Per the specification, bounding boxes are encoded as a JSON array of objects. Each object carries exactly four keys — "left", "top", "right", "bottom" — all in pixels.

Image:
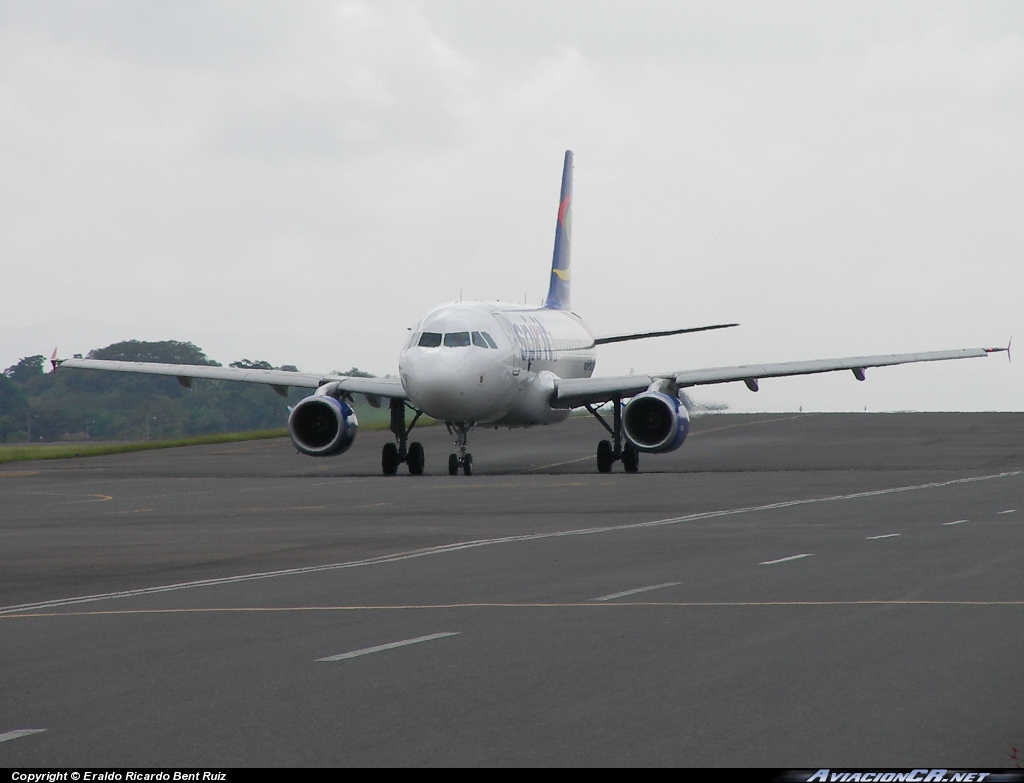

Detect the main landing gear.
[
  {"left": 586, "top": 397, "right": 640, "bottom": 474},
  {"left": 382, "top": 398, "right": 425, "bottom": 476},
  {"left": 446, "top": 421, "right": 474, "bottom": 476}
]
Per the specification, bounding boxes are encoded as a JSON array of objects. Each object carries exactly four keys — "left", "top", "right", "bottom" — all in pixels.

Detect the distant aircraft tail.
[{"left": 544, "top": 150, "right": 573, "bottom": 311}]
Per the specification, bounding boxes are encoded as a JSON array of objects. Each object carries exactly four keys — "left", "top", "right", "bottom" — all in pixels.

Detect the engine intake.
[
  {"left": 622, "top": 391, "right": 689, "bottom": 453},
  {"left": 288, "top": 394, "right": 358, "bottom": 456}
]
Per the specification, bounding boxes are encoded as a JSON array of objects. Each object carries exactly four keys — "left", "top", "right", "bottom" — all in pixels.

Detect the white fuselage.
[{"left": 399, "top": 301, "right": 597, "bottom": 426}]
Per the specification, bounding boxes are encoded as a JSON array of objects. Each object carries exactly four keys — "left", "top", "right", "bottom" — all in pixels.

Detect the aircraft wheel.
[
  {"left": 448, "top": 453, "right": 459, "bottom": 476},
  {"left": 382, "top": 443, "right": 399, "bottom": 476},
  {"left": 622, "top": 443, "right": 639, "bottom": 473},
  {"left": 596, "top": 440, "right": 614, "bottom": 473},
  {"left": 408, "top": 442, "right": 424, "bottom": 475},
  {"left": 463, "top": 453, "right": 473, "bottom": 476}
]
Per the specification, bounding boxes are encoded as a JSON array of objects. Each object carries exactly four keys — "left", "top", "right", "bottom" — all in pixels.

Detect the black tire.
[
  {"left": 448, "top": 453, "right": 459, "bottom": 476},
  {"left": 382, "top": 443, "right": 399, "bottom": 476},
  {"left": 408, "top": 442, "right": 424, "bottom": 475},
  {"left": 463, "top": 453, "right": 473, "bottom": 476},
  {"left": 597, "top": 439, "right": 614, "bottom": 473},
  {"left": 622, "top": 443, "right": 639, "bottom": 473}
]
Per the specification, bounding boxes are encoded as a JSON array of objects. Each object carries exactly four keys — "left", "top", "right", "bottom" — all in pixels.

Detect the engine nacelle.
[
  {"left": 288, "top": 394, "right": 358, "bottom": 456},
  {"left": 622, "top": 391, "right": 689, "bottom": 453}
]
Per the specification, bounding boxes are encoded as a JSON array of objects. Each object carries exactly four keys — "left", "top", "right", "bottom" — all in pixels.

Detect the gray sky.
[{"left": 2, "top": 1, "right": 1021, "bottom": 412}]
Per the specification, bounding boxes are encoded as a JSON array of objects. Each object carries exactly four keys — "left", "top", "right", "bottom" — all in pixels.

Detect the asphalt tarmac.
[{"left": 1, "top": 413, "right": 1022, "bottom": 767}]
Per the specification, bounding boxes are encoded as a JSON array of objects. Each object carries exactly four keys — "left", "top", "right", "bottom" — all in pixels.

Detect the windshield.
[{"left": 443, "top": 331, "right": 471, "bottom": 347}]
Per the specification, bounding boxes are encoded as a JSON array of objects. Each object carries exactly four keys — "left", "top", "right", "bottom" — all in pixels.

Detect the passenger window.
[
  {"left": 471, "top": 331, "right": 488, "bottom": 348},
  {"left": 443, "top": 331, "right": 471, "bottom": 347},
  {"left": 481, "top": 332, "right": 498, "bottom": 349},
  {"left": 418, "top": 332, "right": 442, "bottom": 347}
]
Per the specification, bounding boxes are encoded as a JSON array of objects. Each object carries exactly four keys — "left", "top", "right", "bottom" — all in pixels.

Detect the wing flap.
[
  {"left": 552, "top": 346, "right": 1004, "bottom": 408},
  {"left": 55, "top": 358, "right": 408, "bottom": 400},
  {"left": 672, "top": 348, "right": 996, "bottom": 387}
]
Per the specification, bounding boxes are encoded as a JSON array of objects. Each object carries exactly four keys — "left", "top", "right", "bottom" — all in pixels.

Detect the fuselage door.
[{"left": 492, "top": 313, "right": 522, "bottom": 377}]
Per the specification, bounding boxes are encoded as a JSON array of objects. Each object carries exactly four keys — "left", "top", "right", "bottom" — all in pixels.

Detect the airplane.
[{"left": 53, "top": 151, "right": 1008, "bottom": 476}]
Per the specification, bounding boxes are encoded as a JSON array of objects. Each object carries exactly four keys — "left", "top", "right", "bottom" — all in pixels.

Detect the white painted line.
[
  {"left": 317, "top": 632, "right": 459, "bottom": 662},
  {"left": 2, "top": 470, "right": 1020, "bottom": 617},
  {"left": 866, "top": 533, "right": 902, "bottom": 540},
  {"left": 593, "top": 582, "right": 681, "bottom": 602},
  {"left": 998, "top": 509, "right": 1017, "bottom": 514},
  {"left": 760, "top": 554, "right": 813, "bottom": 565},
  {"left": 0, "top": 729, "right": 46, "bottom": 743},
  {"left": 942, "top": 520, "right": 967, "bottom": 526}
]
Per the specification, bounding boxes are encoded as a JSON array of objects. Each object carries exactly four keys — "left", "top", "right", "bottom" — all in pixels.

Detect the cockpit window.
[
  {"left": 481, "top": 332, "right": 498, "bottom": 349},
  {"left": 443, "top": 331, "right": 471, "bottom": 347},
  {"left": 418, "top": 332, "right": 442, "bottom": 348},
  {"left": 471, "top": 331, "right": 488, "bottom": 348}
]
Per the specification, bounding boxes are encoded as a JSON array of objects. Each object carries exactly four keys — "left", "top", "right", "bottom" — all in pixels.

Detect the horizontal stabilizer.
[{"left": 594, "top": 323, "right": 739, "bottom": 346}]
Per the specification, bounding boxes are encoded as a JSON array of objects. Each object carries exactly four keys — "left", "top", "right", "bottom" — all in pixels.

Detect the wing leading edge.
[
  {"left": 552, "top": 346, "right": 1007, "bottom": 408},
  {"left": 54, "top": 358, "right": 408, "bottom": 402}
]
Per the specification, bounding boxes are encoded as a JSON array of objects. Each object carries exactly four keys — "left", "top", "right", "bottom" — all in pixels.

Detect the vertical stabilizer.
[{"left": 544, "top": 150, "right": 573, "bottom": 310}]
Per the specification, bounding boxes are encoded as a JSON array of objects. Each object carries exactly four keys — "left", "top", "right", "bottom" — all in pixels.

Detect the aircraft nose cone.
[{"left": 401, "top": 351, "right": 497, "bottom": 421}]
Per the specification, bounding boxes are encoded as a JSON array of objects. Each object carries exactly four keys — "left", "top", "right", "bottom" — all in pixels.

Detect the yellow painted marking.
[
  {"left": 234, "top": 505, "right": 327, "bottom": 512},
  {"left": 66, "top": 494, "right": 113, "bottom": 504},
  {"left": 0, "top": 471, "right": 40, "bottom": 478},
  {"left": 4, "top": 599, "right": 1023, "bottom": 619}
]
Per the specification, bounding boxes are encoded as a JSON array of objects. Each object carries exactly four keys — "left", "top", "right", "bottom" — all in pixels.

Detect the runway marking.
[
  {"left": 7, "top": 600, "right": 1024, "bottom": 620},
  {"left": 105, "top": 508, "right": 155, "bottom": 515},
  {"left": 942, "top": 520, "right": 967, "bottom": 526},
  {"left": 866, "top": 533, "right": 901, "bottom": 540},
  {"left": 593, "top": 582, "right": 681, "bottom": 601},
  {"left": 317, "top": 632, "right": 460, "bottom": 661},
  {"left": 1, "top": 470, "right": 1019, "bottom": 617},
  {"left": 0, "top": 729, "right": 46, "bottom": 743},
  {"left": 998, "top": 509, "right": 1016, "bottom": 514},
  {"left": 0, "top": 470, "right": 40, "bottom": 478},
  {"left": 760, "top": 554, "right": 813, "bottom": 565}
]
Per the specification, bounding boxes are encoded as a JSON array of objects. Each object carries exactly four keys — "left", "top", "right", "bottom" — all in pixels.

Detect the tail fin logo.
[{"left": 545, "top": 151, "right": 573, "bottom": 310}]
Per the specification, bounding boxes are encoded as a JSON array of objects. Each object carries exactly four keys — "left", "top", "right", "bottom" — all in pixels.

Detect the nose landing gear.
[
  {"left": 382, "top": 398, "right": 425, "bottom": 476},
  {"left": 587, "top": 397, "right": 640, "bottom": 474},
  {"left": 446, "top": 421, "right": 475, "bottom": 476}
]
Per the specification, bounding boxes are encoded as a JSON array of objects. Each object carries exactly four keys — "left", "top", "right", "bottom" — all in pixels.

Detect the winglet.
[
  {"left": 984, "top": 338, "right": 1012, "bottom": 363},
  {"left": 544, "top": 150, "right": 573, "bottom": 311}
]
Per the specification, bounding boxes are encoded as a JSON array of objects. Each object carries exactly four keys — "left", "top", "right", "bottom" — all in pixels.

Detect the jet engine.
[
  {"left": 622, "top": 391, "right": 689, "bottom": 453},
  {"left": 288, "top": 393, "right": 358, "bottom": 456}
]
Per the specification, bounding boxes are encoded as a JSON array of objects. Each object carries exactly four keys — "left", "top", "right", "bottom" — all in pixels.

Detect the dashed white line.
[
  {"left": 998, "top": 509, "right": 1017, "bottom": 514},
  {"left": 942, "top": 520, "right": 966, "bottom": 526},
  {"left": 760, "top": 554, "right": 813, "bottom": 565},
  {"left": 2, "top": 470, "right": 1019, "bottom": 617},
  {"left": 0, "top": 729, "right": 46, "bottom": 743},
  {"left": 593, "top": 582, "right": 681, "bottom": 602},
  {"left": 866, "top": 533, "right": 902, "bottom": 540},
  {"left": 317, "top": 632, "right": 459, "bottom": 662}
]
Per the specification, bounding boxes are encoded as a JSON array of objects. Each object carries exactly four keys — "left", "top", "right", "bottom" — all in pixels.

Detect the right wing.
[
  {"left": 54, "top": 357, "right": 408, "bottom": 403},
  {"left": 552, "top": 346, "right": 1006, "bottom": 408}
]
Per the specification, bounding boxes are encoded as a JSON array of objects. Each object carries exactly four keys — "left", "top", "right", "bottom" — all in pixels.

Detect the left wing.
[
  {"left": 552, "top": 346, "right": 1007, "bottom": 408},
  {"left": 54, "top": 357, "right": 408, "bottom": 402},
  {"left": 593, "top": 322, "right": 739, "bottom": 345}
]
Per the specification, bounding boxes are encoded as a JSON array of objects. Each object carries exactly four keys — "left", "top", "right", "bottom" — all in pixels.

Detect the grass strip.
[{"left": 0, "top": 416, "right": 435, "bottom": 464}]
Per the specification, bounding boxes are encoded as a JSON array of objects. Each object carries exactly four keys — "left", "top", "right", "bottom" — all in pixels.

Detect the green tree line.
[{"left": 0, "top": 340, "right": 376, "bottom": 443}]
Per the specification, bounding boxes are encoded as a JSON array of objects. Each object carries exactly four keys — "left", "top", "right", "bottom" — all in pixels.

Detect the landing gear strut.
[
  {"left": 446, "top": 421, "right": 474, "bottom": 476},
  {"left": 382, "top": 398, "right": 424, "bottom": 476},
  {"left": 586, "top": 396, "right": 640, "bottom": 474}
]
